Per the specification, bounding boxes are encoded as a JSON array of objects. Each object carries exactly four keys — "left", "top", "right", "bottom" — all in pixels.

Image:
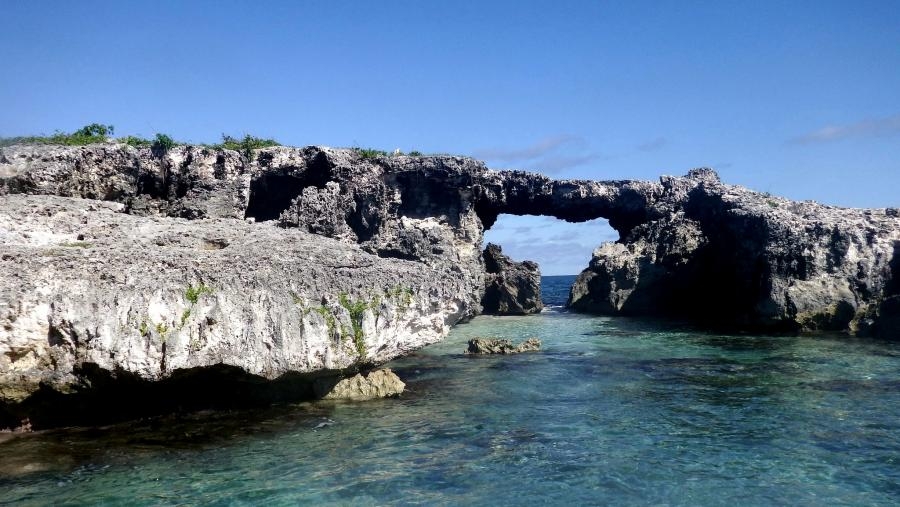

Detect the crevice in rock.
[
  {"left": 394, "top": 172, "right": 465, "bottom": 227},
  {"left": 245, "top": 173, "right": 308, "bottom": 222},
  {"left": 245, "top": 151, "right": 335, "bottom": 222}
]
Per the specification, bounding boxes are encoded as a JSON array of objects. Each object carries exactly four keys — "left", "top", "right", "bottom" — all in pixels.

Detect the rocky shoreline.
[{"left": 1, "top": 142, "right": 898, "bottom": 428}]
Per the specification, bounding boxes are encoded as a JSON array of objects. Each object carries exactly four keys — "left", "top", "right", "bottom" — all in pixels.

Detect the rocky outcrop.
[
  {"left": 465, "top": 338, "right": 542, "bottom": 354},
  {"left": 568, "top": 169, "right": 900, "bottom": 335},
  {"left": 2, "top": 144, "right": 898, "bottom": 338},
  {"left": 0, "top": 193, "right": 468, "bottom": 428},
  {"left": 481, "top": 243, "right": 542, "bottom": 315},
  {"left": 1, "top": 142, "right": 898, "bottom": 427},
  {"left": 314, "top": 368, "right": 405, "bottom": 400}
]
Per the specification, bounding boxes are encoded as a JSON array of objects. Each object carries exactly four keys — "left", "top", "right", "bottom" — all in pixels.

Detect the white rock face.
[{"left": 0, "top": 195, "right": 469, "bottom": 403}]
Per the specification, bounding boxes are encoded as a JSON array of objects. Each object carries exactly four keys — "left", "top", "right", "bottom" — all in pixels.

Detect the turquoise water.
[{"left": 3, "top": 275, "right": 900, "bottom": 505}]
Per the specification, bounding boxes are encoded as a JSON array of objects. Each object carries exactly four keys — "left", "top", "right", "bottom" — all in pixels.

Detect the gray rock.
[
  {"left": 314, "top": 368, "right": 405, "bottom": 400},
  {"left": 481, "top": 243, "right": 542, "bottom": 315},
  {"left": 465, "top": 337, "right": 542, "bottom": 354},
  {"left": 2, "top": 142, "right": 899, "bottom": 428},
  {"left": 2, "top": 145, "right": 898, "bottom": 338},
  {"left": 568, "top": 170, "right": 900, "bottom": 335},
  {"left": 0, "top": 194, "right": 467, "bottom": 413}
]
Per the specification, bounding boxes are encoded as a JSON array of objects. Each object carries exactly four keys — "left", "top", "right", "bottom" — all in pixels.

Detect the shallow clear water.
[{"left": 3, "top": 276, "right": 900, "bottom": 505}]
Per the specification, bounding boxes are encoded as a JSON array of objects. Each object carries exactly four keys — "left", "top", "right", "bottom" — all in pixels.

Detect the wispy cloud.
[
  {"left": 790, "top": 113, "right": 900, "bottom": 144},
  {"left": 472, "top": 135, "right": 600, "bottom": 174},
  {"left": 534, "top": 153, "right": 605, "bottom": 173},
  {"left": 636, "top": 137, "right": 667, "bottom": 152},
  {"left": 472, "top": 135, "right": 585, "bottom": 163}
]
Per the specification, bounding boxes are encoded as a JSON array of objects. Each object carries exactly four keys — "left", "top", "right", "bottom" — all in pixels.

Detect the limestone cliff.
[
  {"left": 0, "top": 143, "right": 495, "bottom": 426},
  {"left": 1, "top": 142, "right": 898, "bottom": 426}
]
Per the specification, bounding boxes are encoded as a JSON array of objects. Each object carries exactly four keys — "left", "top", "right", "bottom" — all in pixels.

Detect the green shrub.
[
  {"left": 2, "top": 123, "right": 115, "bottom": 146},
  {"left": 185, "top": 284, "right": 213, "bottom": 305},
  {"left": 50, "top": 123, "right": 114, "bottom": 145},
  {"left": 180, "top": 309, "right": 192, "bottom": 328},
  {"left": 408, "top": 150, "right": 423, "bottom": 156},
  {"left": 215, "top": 134, "right": 280, "bottom": 159},
  {"left": 354, "top": 147, "right": 388, "bottom": 159},
  {"left": 73, "top": 123, "right": 114, "bottom": 138},
  {"left": 121, "top": 135, "right": 152, "bottom": 148},
  {"left": 151, "top": 133, "right": 176, "bottom": 154}
]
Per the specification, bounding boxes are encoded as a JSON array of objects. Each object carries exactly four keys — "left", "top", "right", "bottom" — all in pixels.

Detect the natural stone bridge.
[
  {"left": 2, "top": 144, "right": 898, "bottom": 335},
  {"left": 1, "top": 143, "right": 898, "bottom": 427}
]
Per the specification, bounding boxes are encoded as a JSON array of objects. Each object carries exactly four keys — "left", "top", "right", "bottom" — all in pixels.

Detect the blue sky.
[{"left": 2, "top": 1, "right": 898, "bottom": 274}]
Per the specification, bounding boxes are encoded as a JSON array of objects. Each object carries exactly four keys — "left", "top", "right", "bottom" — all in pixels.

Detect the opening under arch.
[{"left": 482, "top": 214, "right": 619, "bottom": 276}]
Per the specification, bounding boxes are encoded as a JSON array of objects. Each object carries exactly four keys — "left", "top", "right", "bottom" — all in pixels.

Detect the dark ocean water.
[{"left": 2, "top": 276, "right": 900, "bottom": 505}]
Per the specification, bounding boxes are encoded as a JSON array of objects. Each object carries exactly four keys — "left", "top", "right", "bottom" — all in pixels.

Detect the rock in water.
[
  {"left": 481, "top": 243, "right": 543, "bottom": 315},
  {"left": 315, "top": 369, "right": 405, "bottom": 400},
  {"left": 466, "top": 338, "right": 542, "bottom": 354}
]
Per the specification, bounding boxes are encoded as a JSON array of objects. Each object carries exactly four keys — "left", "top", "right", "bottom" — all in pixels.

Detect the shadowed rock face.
[
  {"left": 481, "top": 243, "right": 542, "bottom": 315},
  {"left": 1, "top": 143, "right": 898, "bottom": 426},
  {"left": 568, "top": 169, "right": 900, "bottom": 334}
]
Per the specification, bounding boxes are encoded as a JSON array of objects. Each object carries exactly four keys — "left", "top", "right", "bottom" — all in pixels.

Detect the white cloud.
[
  {"left": 790, "top": 113, "right": 900, "bottom": 144},
  {"left": 471, "top": 135, "right": 600, "bottom": 174},
  {"left": 472, "top": 135, "right": 585, "bottom": 163}
]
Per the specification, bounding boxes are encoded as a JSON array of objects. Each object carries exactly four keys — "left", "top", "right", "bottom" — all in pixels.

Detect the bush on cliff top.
[
  {"left": 212, "top": 134, "right": 280, "bottom": 159},
  {"left": 353, "top": 147, "right": 426, "bottom": 159},
  {"left": 0, "top": 123, "right": 115, "bottom": 147},
  {"left": 355, "top": 148, "right": 389, "bottom": 159}
]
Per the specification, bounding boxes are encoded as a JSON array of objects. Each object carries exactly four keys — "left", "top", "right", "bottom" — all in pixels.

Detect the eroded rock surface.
[
  {"left": 0, "top": 194, "right": 466, "bottom": 427},
  {"left": 1, "top": 143, "right": 899, "bottom": 427},
  {"left": 568, "top": 169, "right": 900, "bottom": 335},
  {"left": 481, "top": 243, "right": 542, "bottom": 315}
]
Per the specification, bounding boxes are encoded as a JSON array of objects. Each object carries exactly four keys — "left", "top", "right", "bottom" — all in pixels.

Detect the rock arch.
[{"left": 2, "top": 144, "right": 898, "bottom": 336}]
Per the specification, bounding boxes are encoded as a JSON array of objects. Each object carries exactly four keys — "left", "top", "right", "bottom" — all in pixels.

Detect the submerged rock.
[
  {"left": 314, "top": 369, "right": 405, "bottom": 400},
  {"left": 481, "top": 243, "right": 543, "bottom": 315},
  {"left": 465, "top": 338, "right": 542, "bottom": 354}
]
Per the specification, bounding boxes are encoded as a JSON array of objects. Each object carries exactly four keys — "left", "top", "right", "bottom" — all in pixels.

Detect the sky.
[{"left": 2, "top": 1, "right": 899, "bottom": 274}]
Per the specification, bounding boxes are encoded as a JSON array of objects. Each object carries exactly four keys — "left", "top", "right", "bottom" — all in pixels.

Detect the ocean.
[{"left": 2, "top": 275, "right": 900, "bottom": 506}]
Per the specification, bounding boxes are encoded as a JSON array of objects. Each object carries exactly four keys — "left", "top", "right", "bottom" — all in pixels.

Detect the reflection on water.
[{"left": 2, "top": 277, "right": 900, "bottom": 506}]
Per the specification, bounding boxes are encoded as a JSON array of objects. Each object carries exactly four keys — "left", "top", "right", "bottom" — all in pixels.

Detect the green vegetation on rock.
[
  {"left": 339, "top": 293, "right": 369, "bottom": 359},
  {"left": 0, "top": 123, "right": 114, "bottom": 147},
  {"left": 121, "top": 135, "right": 152, "bottom": 148},
  {"left": 151, "top": 133, "right": 177, "bottom": 154},
  {"left": 185, "top": 284, "right": 213, "bottom": 305},
  {"left": 314, "top": 306, "right": 338, "bottom": 337},
  {"left": 213, "top": 134, "right": 280, "bottom": 159},
  {"left": 354, "top": 148, "right": 388, "bottom": 159}
]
